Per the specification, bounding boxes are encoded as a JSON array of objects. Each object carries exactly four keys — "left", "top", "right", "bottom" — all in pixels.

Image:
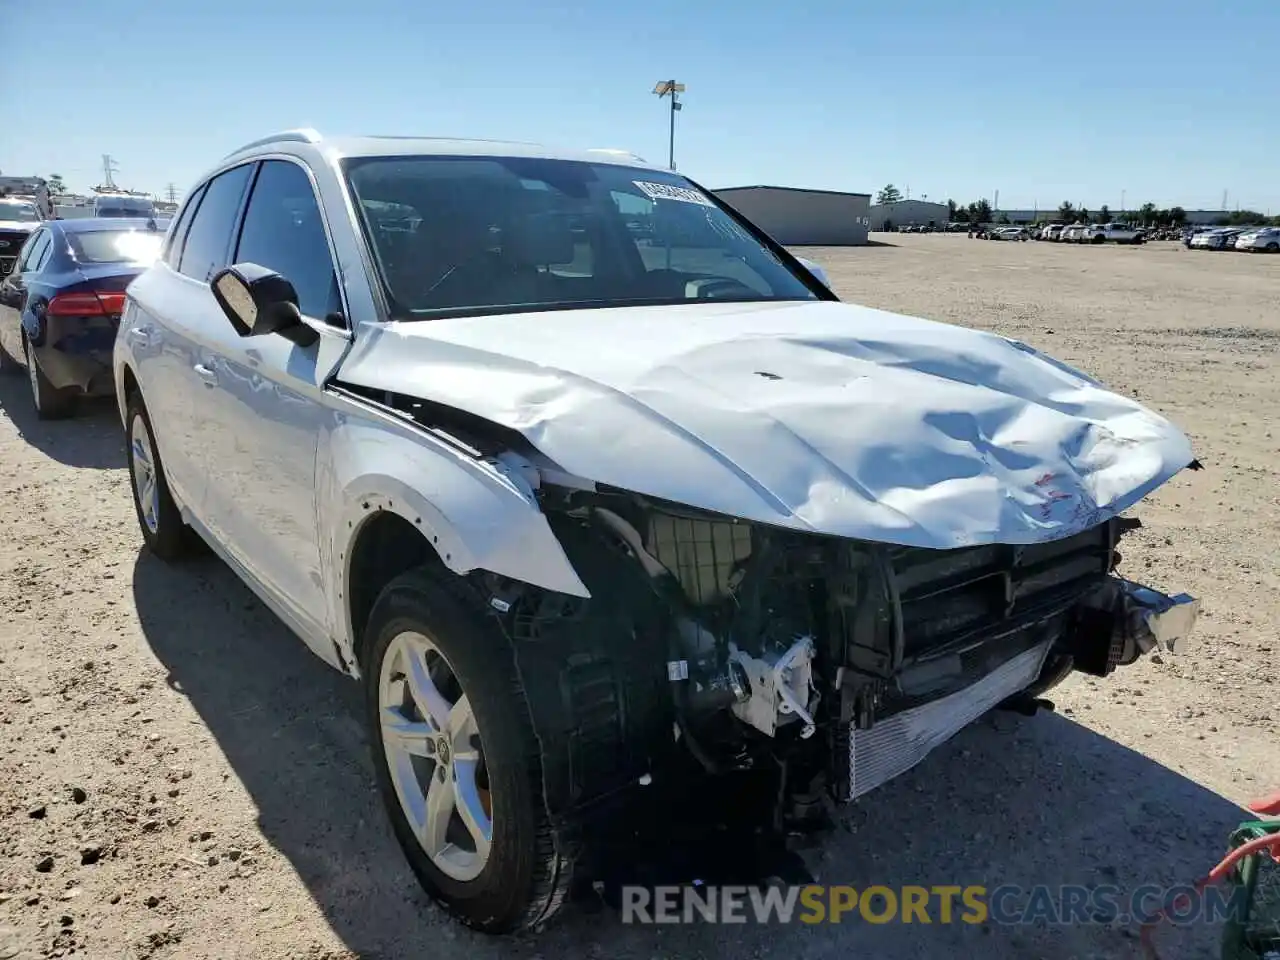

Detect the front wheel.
[{"left": 363, "top": 570, "right": 573, "bottom": 933}]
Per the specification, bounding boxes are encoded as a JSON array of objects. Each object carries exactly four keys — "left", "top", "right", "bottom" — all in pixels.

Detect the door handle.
[
  {"left": 193, "top": 362, "right": 218, "bottom": 386},
  {"left": 126, "top": 326, "right": 155, "bottom": 347}
]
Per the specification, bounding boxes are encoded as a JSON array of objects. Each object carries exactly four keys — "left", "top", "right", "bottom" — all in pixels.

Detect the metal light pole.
[{"left": 652, "top": 80, "right": 685, "bottom": 170}]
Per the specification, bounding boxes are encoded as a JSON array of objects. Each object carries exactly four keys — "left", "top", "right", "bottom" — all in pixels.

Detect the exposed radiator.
[{"left": 849, "top": 640, "right": 1051, "bottom": 799}]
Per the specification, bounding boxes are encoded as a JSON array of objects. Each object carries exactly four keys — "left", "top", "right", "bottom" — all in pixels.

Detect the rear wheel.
[
  {"left": 1267, "top": 242, "right": 1279, "bottom": 253},
  {"left": 125, "top": 393, "right": 197, "bottom": 560},
  {"left": 363, "top": 570, "right": 572, "bottom": 933},
  {"left": 1091, "top": 233, "right": 1105, "bottom": 244},
  {"left": 24, "top": 335, "right": 75, "bottom": 420}
]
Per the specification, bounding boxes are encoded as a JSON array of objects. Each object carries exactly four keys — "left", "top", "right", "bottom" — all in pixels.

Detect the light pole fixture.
[{"left": 652, "top": 80, "right": 685, "bottom": 170}]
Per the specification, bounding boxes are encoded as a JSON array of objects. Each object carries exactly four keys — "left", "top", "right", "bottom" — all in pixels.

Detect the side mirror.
[
  {"left": 795, "top": 256, "right": 832, "bottom": 291},
  {"left": 210, "top": 263, "right": 318, "bottom": 348}
]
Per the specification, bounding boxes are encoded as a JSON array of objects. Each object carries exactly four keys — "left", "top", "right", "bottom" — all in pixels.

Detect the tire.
[
  {"left": 125, "top": 392, "right": 196, "bottom": 561},
  {"left": 24, "top": 335, "right": 76, "bottom": 420},
  {"left": 1268, "top": 243, "right": 1279, "bottom": 253},
  {"left": 1091, "top": 233, "right": 1105, "bottom": 244},
  {"left": 362, "top": 569, "right": 572, "bottom": 933}
]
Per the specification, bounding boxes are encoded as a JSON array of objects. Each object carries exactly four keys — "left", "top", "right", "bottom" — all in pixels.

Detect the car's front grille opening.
[{"left": 891, "top": 524, "right": 1112, "bottom": 657}]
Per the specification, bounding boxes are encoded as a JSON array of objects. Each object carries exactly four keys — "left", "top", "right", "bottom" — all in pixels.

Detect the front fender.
[{"left": 319, "top": 401, "right": 590, "bottom": 660}]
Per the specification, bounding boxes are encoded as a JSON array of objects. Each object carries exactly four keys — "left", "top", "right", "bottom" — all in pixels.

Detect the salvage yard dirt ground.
[{"left": 1, "top": 234, "right": 1276, "bottom": 959}]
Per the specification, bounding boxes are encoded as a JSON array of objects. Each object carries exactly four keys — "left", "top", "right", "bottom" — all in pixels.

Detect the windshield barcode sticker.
[{"left": 633, "top": 181, "right": 714, "bottom": 206}]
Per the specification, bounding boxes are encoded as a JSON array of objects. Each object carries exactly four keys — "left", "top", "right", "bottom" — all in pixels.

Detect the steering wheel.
[{"left": 694, "top": 278, "right": 758, "bottom": 300}]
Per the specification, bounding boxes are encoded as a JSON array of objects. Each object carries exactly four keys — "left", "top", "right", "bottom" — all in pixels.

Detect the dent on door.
[{"left": 197, "top": 329, "right": 349, "bottom": 652}]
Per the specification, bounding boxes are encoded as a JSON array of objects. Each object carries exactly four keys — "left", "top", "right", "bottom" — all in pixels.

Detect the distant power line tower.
[
  {"left": 101, "top": 154, "right": 120, "bottom": 190},
  {"left": 165, "top": 183, "right": 178, "bottom": 204}
]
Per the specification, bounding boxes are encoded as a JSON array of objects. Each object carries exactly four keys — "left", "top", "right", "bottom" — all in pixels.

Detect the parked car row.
[
  {"left": 1188, "top": 226, "right": 1280, "bottom": 252},
  {"left": 1, "top": 131, "right": 1204, "bottom": 935},
  {"left": 963, "top": 225, "right": 1027, "bottom": 239},
  {"left": 1036, "top": 223, "right": 1147, "bottom": 244}
]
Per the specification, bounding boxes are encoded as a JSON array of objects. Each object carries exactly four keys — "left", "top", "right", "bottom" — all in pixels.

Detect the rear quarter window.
[{"left": 164, "top": 184, "right": 206, "bottom": 268}]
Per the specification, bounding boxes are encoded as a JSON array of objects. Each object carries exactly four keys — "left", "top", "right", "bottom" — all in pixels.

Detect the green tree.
[
  {"left": 1138, "top": 202, "right": 1157, "bottom": 226},
  {"left": 946, "top": 199, "right": 957, "bottom": 221},
  {"left": 876, "top": 184, "right": 903, "bottom": 205},
  {"left": 952, "top": 205, "right": 969, "bottom": 222},
  {"left": 971, "top": 199, "right": 993, "bottom": 223},
  {"left": 1078, "top": 207, "right": 1090, "bottom": 223},
  {"left": 1169, "top": 206, "right": 1187, "bottom": 226},
  {"left": 1221, "top": 210, "right": 1267, "bottom": 226},
  {"left": 47, "top": 174, "right": 66, "bottom": 194},
  {"left": 1057, "top": 201, "right": 1075, "bottom": 221},
  {"left": 1095, "top": 205, "right": 1112, "bottom": 224}
]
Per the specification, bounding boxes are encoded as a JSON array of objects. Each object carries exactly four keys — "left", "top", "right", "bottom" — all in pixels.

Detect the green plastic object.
[{"left": 1221, "top": 820, "right": 1280, "bottom": 960}]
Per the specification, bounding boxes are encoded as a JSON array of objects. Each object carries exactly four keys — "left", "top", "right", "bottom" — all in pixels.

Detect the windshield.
[
  {"left": 344, "top": 156, "right": 820, "bottom": 318},
  {"left": 0, "top": 200, "right": 39, "bottom": 222},
  {"left": 68, "top": 230, "right": 164, "bottom": 265}
]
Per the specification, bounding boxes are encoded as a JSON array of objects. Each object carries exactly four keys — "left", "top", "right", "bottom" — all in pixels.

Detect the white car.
[
  {"left": 990, "top": 226, "right": 1027, "bottom": 241},
  {"left": 1080, "top": 223, "right": 1146, "bottom": 245},
  {"left": 1060, "top": 224, "right": 1088, "bottom": 243},
  {"left": 113, "top": 130, "right": 1201, "bottom": 933},
  {"left": 1040, "top": 224, "right": 1065, "bottom": 241},
  {"left": 0, "top": 198, "right": 44, "bottom": 275},
  {"left": 1233, "top": 227, "right": 1280, "bottom": 252}
]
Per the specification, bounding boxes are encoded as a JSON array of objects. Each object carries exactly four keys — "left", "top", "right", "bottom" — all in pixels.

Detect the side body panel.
[
  {"left": 119, "top": 266, "right": 218, "bottom": 512},
  {"left": 319, "top": 393, "right": 590, "bottom": 670},
  {"left": 196, "top": 324, "right": 350, "bottom": 647}
]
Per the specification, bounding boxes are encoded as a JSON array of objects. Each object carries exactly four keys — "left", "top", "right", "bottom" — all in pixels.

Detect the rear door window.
[
  {"left": 18, "top": 230, "right": 50, "bottom": 272},
  {"left": 178, "top": 164, "right": 253, "bottom": 283}
]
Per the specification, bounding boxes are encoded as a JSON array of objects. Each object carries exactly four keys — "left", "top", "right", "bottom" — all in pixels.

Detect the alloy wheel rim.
[
  {"left": 379, "top": 630, "right": 493, "bottom": 882},
  {"left": 129, "top": 414, "right": 160, "bottom": 533}
]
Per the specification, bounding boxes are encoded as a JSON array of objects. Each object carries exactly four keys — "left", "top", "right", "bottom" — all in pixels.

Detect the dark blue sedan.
[{"left": 0, "top": 217, "right": 167, "bottom": 419}]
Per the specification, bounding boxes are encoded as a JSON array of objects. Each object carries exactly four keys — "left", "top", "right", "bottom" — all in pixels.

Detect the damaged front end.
[
  {"left": 337, "top": 377, "right": 1198, "bottom": 855},
  {"left": 473, "top": 482, "right": 1199, "bottom": 849}
]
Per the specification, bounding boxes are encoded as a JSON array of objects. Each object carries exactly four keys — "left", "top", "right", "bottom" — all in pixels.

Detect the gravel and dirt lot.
[{"left": 1, "top": 234, "right": 1276, "bottom": 959}]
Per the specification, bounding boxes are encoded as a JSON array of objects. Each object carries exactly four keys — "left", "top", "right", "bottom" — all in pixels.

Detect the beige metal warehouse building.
[
  {"left": 714, "top": 185, "right": 870, "bottom": 246},
  {"left": 868, "top": 199, "right": 950, "bottom": 232}
]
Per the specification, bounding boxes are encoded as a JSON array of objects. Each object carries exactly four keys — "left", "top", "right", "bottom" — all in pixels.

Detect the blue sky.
[{"left": 4, "top": 0, "right": 1276, "bottom": 212}]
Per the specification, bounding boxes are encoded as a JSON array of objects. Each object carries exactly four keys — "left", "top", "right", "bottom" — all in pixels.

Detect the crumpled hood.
[{"left": 335, "top": 300, "right": 1194, "bottom": 549}]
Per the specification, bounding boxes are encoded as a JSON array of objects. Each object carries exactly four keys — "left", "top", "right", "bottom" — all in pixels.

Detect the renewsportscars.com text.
[{"left": 621, "top": 883, "right": 1247, "bottom": 925}]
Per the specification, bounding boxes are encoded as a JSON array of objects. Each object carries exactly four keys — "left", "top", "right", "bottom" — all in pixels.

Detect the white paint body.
[{"left": 114, "top": 132, "right": 1195, "bottom": 677}]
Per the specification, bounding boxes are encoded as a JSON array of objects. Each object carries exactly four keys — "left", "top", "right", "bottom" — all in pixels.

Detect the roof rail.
[
  {"left": 225, "top": 128, "right": 322, "bottom": 158},
  {"left": 587, "top": 148, "right": 647, "bottom": 163}
]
